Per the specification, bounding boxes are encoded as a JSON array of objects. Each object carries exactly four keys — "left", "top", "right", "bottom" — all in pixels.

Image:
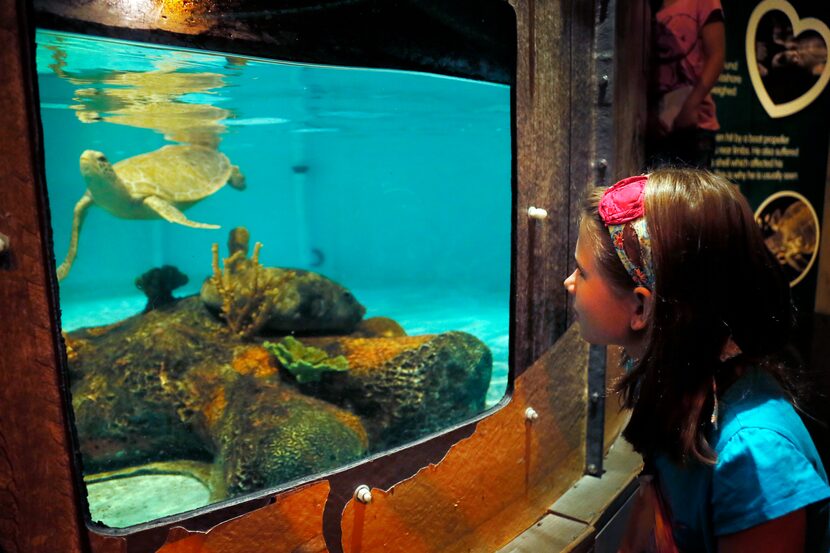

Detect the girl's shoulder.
[
  {"left": 715, "top": 367, "right": 805, "bottom": 451},
  {"left": 710, "top": 368, "right": 830, "bottom": 535}
]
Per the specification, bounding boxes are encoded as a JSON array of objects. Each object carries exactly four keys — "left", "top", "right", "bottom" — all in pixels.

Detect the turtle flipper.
[
  {"left": 57, "top": 193, "right": 94, "bottom": 281},
  {"left": 229, "top": 165, "right": 246, "bottom": 190},
  {"left": 143, "top": 195, "right": 220, "bottom": 229}
]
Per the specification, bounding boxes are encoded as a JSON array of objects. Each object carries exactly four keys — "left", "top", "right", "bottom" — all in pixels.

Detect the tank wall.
[{"left": 301, "top": 124, "right": 511, "bottom": 291}]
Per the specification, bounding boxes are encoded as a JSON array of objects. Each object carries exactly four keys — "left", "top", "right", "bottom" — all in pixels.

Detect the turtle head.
[
  {"left": 80, "top": 150, "right": 119, "bottom": 197},
  {"left": 80, "top": 150, "right": 111, "bottom": 177}
]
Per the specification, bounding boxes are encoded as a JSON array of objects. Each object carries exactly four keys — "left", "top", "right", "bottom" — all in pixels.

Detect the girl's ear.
[{"left": 630, "top": 286, "right": 653, "bottom": 332}]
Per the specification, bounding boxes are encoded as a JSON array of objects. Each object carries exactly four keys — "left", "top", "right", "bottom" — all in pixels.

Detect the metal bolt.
[
  {"left": 587, "top": 464, "right": 599, "bottom": 475},
  {"left": 527, "top": 206, "right": 548, "bottom": 220},
  {"left": 354, "top": 484, "right": 373, "bottom": 504},
  {"left": 598, "top": 74, "right": 611, "bottom": 105},
  {"left": 590, "top": 392, "right": 600, "bottom": 403},
  {"left": 525, "top": 407, "right": 539, "bottom": 422},
  {"left": 592, "top": 158, "right": 608, "bottom": 170}
]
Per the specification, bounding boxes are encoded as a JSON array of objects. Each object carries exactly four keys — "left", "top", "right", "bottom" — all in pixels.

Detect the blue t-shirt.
[{"left": 653, "top": 369, "right": 830, "bottom": 552}]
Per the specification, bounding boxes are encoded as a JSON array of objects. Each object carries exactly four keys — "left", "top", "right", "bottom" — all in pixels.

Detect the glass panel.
[{"left": 36, "top": 29, "right": 511, "bottom": 528}]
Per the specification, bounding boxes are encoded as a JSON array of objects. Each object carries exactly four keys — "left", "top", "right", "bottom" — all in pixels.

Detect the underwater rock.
[
  {"left": 288, "top": 332, "right": 492, "bottom": 450},
  {"left": 67, "top": 296, "right": 367, "bottom": 491},
  {"left": 201, "top": 231, "right": 366, "bottom": 335},
  {"left": 68, "top": 297, "right": 228, "bottom": 472},
  {"left": 66, "top": 293, "right": 488, "bottom": 497},
  {"left": 350, "top": 317, "right": 407, "bottom": 338},
  {"left": 213, "top": 377, "right": 367, "bottom": 496},
  {"left": 135, "top": 265, "right": 189, "bottom": 312}
]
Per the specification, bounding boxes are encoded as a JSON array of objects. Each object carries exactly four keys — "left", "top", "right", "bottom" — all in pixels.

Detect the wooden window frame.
[{"left": 0, "top": 0, "right": 645, "bottom": 550}]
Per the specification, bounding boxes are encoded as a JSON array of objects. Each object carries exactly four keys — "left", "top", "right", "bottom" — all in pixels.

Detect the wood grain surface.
[
  {"left": 339, "top": 325, "right": 588, "bottom": 553},
  {"left": 0, "top": 0, "right": 650, "bottom": 550},
  {"left": 0, "top": 1, "right": 87, "bottom": 551}
]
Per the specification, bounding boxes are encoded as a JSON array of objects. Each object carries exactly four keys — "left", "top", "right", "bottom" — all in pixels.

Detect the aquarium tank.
[{"left": 35, "top": 29, "right": 512, "bottom": 529}]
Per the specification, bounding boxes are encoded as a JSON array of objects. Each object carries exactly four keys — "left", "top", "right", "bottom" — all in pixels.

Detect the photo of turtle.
[
  {"left": 753, "top": 9, "right": 828, "bottom": 105},
  {"left": 755, "top": 190, "right": 820, "bottom": 286}
]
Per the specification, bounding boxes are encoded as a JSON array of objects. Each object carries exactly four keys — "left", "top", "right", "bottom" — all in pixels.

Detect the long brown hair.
[{"left": 581, "top": 168, "right": 795, "bottom": 464}]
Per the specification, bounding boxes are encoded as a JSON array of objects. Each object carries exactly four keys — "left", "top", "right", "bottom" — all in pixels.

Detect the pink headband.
[{"left": 598, "top": 175, "right": 655, "bottom": 289}]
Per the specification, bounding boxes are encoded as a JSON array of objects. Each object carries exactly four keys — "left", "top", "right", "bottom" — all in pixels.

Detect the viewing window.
[{"left": 36, "top": 28, "right": 512, "bottom": 528}]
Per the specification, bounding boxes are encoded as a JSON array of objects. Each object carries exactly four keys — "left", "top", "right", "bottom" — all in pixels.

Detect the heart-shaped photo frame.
[{"left": 746, "top": 0, "right": 830, "bottom": 119}]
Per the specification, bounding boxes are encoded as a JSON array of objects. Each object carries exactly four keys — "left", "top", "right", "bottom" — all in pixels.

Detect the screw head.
[
  {"left": 527, "top": 206, "right": 548, "bottom": 220},
  {"left": 354, "top": 484, "right": 373, "bottom": 504}
]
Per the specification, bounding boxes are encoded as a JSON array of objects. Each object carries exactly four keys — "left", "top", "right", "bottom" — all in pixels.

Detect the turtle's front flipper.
[
  {"left": 57, "top": 193, "right": 94, "bottom": 281},
  {"left": 143, "top": 196, "right": 220, "bottom": 229}
]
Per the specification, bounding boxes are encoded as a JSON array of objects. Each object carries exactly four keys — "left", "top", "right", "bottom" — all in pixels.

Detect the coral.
[
  {"left": 340, "top": 336, "right": 431, "bottom": 370},
  {"left": 201, "top": 228, "right": 365, "bottom": 335},
  {"left": 202, "top": 388, "right": 227, "bottom": 429},
  {"left": 209, "top": 240, "right": 272, "bottom": 339},
  {"left": 215, "top": 378, "right": 367, "bottom": 495},
  {"left": 264, "top": 337, "right": 349, "bottom": 383},
  {"left": 135, "top": 265, "right": 189, "bottom": 311},
  {"left": 66, "top": 295, "right": 491, "bottom": 498},
  {"left": 298, "top": 332, "right": 492, "bottom": 451},
  {"left": 202, "top": 266, "right": 365, "bottom": 334},
  {"left": 231, "top": 345, "right": 278, "bottom": 378},
  {"left": 227, "top": 226, "right": 250, "bottom": 258}
]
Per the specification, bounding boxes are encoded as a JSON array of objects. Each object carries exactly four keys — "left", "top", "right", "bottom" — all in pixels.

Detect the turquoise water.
[
  {"left": 38, "top": 29, "right": 512, "bottom": 405},
  {"left": 36, "top": 29, "right": 512, "bottom": 526}
]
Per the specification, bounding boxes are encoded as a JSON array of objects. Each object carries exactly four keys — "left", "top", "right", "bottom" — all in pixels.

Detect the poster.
[{"left": 712, "top": 0, "right": 830, "bottom": 317}]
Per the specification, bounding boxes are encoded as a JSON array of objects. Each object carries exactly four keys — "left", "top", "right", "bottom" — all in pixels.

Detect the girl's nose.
[{"left": 563, "top": 270, "right": 576, "bottom": 294}]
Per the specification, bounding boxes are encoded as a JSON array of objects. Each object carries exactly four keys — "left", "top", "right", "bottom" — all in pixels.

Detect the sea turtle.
[{"left": 56, "top": 144, "right": 245, "bottom": 280}]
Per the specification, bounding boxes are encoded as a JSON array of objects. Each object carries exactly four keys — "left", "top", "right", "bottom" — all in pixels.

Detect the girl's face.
[{"left": 563, "top": 226, "right": 643, "bottom": 351}]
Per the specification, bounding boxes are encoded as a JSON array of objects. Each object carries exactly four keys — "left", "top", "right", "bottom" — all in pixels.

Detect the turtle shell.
[{"left": 113, "top": 144, "right": 232, "bottom": 202}]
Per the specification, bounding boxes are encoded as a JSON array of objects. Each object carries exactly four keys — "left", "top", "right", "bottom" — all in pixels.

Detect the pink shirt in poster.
[{"left": 653, "top": 0, "right": 723, "bottom": 131}]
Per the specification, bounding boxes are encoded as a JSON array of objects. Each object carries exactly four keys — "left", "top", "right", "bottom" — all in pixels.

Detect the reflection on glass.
[{"left": 36, "top": 30, "right": 511, "bottom": 528}]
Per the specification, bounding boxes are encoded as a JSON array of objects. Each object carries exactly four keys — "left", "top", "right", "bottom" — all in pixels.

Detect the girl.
[{"left": 563, "top": 169, "right": 830, "bottom": 552}]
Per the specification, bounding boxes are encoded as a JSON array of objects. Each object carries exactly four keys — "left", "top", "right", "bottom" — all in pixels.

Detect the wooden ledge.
[{"left": 497, "top": 436, "right": 642, "bottom": 553}]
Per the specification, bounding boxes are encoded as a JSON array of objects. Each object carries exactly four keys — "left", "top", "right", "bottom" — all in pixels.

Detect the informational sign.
[{"left": 713, "top": 0, "right": 829, "bottom": 314}]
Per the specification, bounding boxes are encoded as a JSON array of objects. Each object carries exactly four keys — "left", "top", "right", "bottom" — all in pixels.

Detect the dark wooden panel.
[
  {"left": 33, "top": 0, "right": 515, "bottom": 85},
  {"left": 567, "top": 0, "right": 599, "bottom": 292},
  {"left": 0, "top": 1, "right": 87, "bottom": 551},
  {"left": 612, "top": 0, "right": 648, "bottom": 179},
  {"left": 0, "top": 0, "right": 604, "bottom": 551},
  {"left": 514, "top": 0, "right": 592, "bottom": 374}
]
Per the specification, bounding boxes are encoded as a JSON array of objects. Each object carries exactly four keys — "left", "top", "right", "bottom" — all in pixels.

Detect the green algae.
[{"left": 263, "top": 336, "right": 349, "bottom": 383}]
